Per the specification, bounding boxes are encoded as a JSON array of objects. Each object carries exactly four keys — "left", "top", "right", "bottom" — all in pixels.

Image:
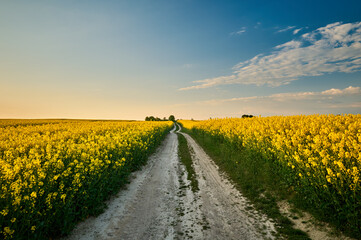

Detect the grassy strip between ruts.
[
  {"left": 180, "top": 126, "right": 311, "bottom": 240},
  {"left": 174, "top": 122, "right": 180, "bottom": 132},
  {"left": 177, "top": 131, "right": 199, "bottom": 193}
]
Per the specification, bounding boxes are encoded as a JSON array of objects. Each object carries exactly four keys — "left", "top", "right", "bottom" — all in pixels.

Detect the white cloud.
[
  {"left": 181, "top": 22, "right": 361, "bottom": 90},
  {"left": 277, "top": 26, "right": 296, "bottom": 33},
  {"left": 293, "top": 28, "right": 303, "bottom": 34},
  {"left": 321, "top": 86, "right": 360, "bottom": 95},
  {"left": 274, "top": 40, "right": 302, "bottom": 50},
  {"left": 230, "top": 27, "right": 246, "bottom": 35},
  {"left": 179, "top": 75, "right": 236, "bottom": 90},
  {"left": 201, "top": 86, "right": 360, "bottom": 105},
  {"left": 168, "top": 86, "right": 360, "bottom": 119}
]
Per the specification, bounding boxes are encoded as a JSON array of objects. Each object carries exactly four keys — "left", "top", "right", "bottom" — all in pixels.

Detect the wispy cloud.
[
  {"left": 230, "top": 27, "right": 246, "bottom": 35},
  {"left": 168, "top": 86, "right": 360, "bottom": 118},
  {"left": 180, "top": 22, "right": 361, "bottom": 90},
  {"left": 277, "top": 25, "right": 296, "bottom": 33},
  {"left": 201, "top": 86, "right": 360, "bottom": 105},
  {"left": 293, "top": 28, "right": 303, "bottom": 34},
  {"left": 254, "top": 22, "right": 261, "bottom": 29},
  {"left": 328, "top": 102, "right": 361, "bottom": 109}
]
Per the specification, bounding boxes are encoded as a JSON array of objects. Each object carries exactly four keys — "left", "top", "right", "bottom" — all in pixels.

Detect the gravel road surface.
[{"left": 64, "top": 125, "right": 276, "bottom": 240}]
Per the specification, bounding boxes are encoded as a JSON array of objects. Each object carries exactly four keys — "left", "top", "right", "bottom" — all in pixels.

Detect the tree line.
[{"left": 145, "top": 115, "right": 175, "bottom": 122}]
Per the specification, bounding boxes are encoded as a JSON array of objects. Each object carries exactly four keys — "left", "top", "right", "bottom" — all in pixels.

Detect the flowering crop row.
[
  {"left": 0, "top": 120, "right": 173, "bottom": 239},
  {"left": 180, "top": 114, "right": 361, "bottom": 235}
]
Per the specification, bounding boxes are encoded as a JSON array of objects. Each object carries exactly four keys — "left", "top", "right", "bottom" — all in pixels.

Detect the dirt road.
[{"left": 64, "top": 124, "right": 276, "bottom": 240}]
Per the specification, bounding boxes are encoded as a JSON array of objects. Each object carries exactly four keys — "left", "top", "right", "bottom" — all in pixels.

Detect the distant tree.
[
  {"left": 169, "top": 115, "right": 175, "bottom": 122},
  {"left": 242, "top": 114, "right": 254, "bottom": 118},
  {"left": 145, "top": 115, "right": 177, "bottom": 121}
]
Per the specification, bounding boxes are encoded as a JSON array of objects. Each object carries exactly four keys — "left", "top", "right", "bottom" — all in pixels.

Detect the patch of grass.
[
  {"left": 177, "top": 133, "right": 199, "bottom": 192},
  {"left": 183, "top": 128, "right": 310, "bottom": 240}
]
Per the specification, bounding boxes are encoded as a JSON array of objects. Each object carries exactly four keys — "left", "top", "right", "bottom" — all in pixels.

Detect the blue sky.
[{"left": 1, "top": 0, "right": 360, "bottom": 119}]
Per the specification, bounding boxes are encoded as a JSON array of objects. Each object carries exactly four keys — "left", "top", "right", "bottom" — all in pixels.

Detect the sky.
[{"left": 1, "top": 0, "right": 361, "bottom": 120}]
